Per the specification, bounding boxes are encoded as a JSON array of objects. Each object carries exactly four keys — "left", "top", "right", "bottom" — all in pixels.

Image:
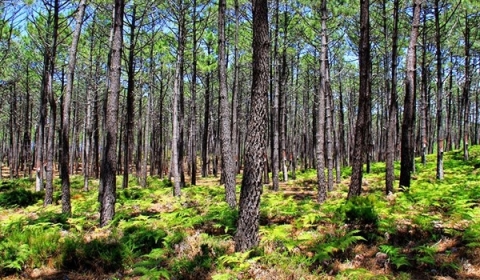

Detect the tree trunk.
[
  {"left": 44, "top": 0, "right": 60, "bottom": 205},
  {"left": 280, "top": 10, "right": 288, "bottom": 183},
  {"left": 231, "top": 0, "right": 240, "bottom": 174},
  {"left": 218, "top": 0, "right": 237, "bottom": 207},
  {"left": 201, "top": 61, "right": 211, "bottom": 178},
  {"left": 348, "top": 0, "right": 371, "bottom": 198},
  {"left": 321, "top": 2, "right": 334, "bottom": 192},
  {"left": 462, "top": 11, "right": 470, "bottom": 161},
  {"left": 434, "top": 0, "right": 444, "bottom": 179},
  {"left": 420, "top": 12, "right": 428, "bottom": 166},
  {"left": 23, "top": 63, "right": 32, "bottom": 179},
  {"left": 123, "top": 4, "right": 136, "bottom": 190},
  {"left": 235, "top": 0, "right": 269, "bottom": 252},
  {"left": 316, "top": 0, "right": 328, "bottom": 203},
  {"left": 190, "top": 0, "right": 198, "bottom": 186},
  {"left": 399, "top": 0, "right": 421, "bottom": 189},
  {"left": 171, "top": 0, "right": 186, "bottom": 196},
  {"left": 100, "top": 0, "right": 124, "bottom": 227},
  {"left": 271, "top": 0, "right": 280, "bottom": 191},
  {"left": 385, "top": 0, "right": 399, "bottom": 195},
  {"left": 61, "top": 0, "right": 86, "bottom": 215}
]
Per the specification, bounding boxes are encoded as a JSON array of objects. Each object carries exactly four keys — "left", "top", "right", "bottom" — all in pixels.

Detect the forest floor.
[{"left": 1, "top": 147, "right": 480, "bottom": 279}]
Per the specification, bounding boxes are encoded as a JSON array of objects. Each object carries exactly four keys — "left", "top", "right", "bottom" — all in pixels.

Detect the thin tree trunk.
[
  {"left": 271, "top": 0, "right": 280, "bottom": 191},
  {"left": 231, "top": 0, "right": 240, "bottom": 174},
  {"left": 171, "top": 0, "right": 186, "bottom": 196},
  {"left": 61, "top": 0, "right": 86, "bottom": 214},
  {"left": 338, "top": 75, "right": 347, "bottom": 166},
  {"left": 420, "top": 12, "right": 428, "bottom": 166},
  {"left": 190, "top": 0, "right": 198, "bottom": 186},
  {"left": 44, "top": 0, "right": 60, "bottom": 205},
  {"left": 23, "top": 63, "right": 32, "bottom": 179},
  {"left": 399, "top": 0, "right": 421, "bottom": 189},
  {"left": 201, "top": 62, "right": 211, "bottom": 178},
  {"left": 218, "top": 0, "right": 237, "bottom": 207},
  {"left": 99, "top": 0, "right": 123, "bottom": 227},
  {"left": 280, "top": 10, "right": 288, "bottom": 183},
  {"left": 434, "top": 0, "right": 444, "bottom": 179},
  {"left": 385, "top": 0, "right": 399, "bottom": 195},
  {"left": 123, "top": 4, "right": 136, "bottom": 189},
  {"left": 321, "top": 3, "right": 334, "bottom": 192},
  {"left": 462, "top": 11, "right": 470, "bottom": 161},
  {"left": 316, "top": 0, "right": 328, "bottom": 202}
]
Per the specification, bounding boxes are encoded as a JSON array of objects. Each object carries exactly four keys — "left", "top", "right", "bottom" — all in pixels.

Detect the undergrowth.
[{"left": 0, "top": 146, "right": 480, "bottom": 279}]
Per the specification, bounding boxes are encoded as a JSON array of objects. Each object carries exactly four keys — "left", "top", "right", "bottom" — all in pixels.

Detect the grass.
[{"left": 1, "top": 146, "right": 480, "bottom": 279}]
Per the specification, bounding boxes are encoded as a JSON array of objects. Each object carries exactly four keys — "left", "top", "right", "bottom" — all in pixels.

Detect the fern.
[
  {"left": 132, "top": 248, "right": 171, "bottom": 279},
  {"left": 311, "top": 229, "right": 365, "bottom": 263},
  {"left": 212, "top": 273, "right": 236, "bottom": 280},
  {"left": 379, "top": 245, "right": 410, "bottom": 269},
  {"left": 0, "top": 242, "right": 30, "bottom": 272},
  {"left": 300, "top": 212, "right": 323, "bottom": 228},
  {"left": 218, "top": 250, "right": 260, "bottom": 272}
]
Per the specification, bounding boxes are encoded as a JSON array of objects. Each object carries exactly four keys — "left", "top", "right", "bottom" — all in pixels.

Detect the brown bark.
[
  {"left": 61, "top": 0, "right": 86, "bottom": 215},
  {"left": 316, "top": 0, "right": 328, "bottom": 203},
  {"left": 385, "top": 0, "right": 399, "bottom": 195},
  {"left": 122, "top": 4, "right": 137, "bottom": 189},
  {"left": 44, "top": 0, "right": 60, "bottom": 205},
  {"left": 100, "top": 0, "right": 124, "bottom": 227},
  {"left": 218, "top": 0, "right": 236, "bottom": 207},
  {"left": 348, "top": 0, "right": 371, "bottom": 198},
  {"left": 462, "top": 11, "right": 470, "bottom": 161},
  {"left": 399, "top": 0, "right": 422, "bottom": 189},
  {"left": 190, "top": 0, "right": 198, "bottom": 186},
  {"left": 235, "top": 0, "right": 269, "bottom": 252},
  {"left": 322, "top": 1, "right": 334, "bottom": 192},
  {"left": 435, "top": 0, "right": 444, "bottom": 179},
  {"left": 171, "top": 0, "right": 186, "bottom": 197},
  {"left": 231, "top": 0, "right": 240, "bottom": 174},
  {"left": 271, "top": 0, "right": 280, "bottom": 191}
]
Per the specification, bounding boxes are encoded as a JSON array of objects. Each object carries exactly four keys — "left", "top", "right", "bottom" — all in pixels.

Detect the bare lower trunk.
[
  {"left": 99, "top": 0, "right": 123, "bottom": 227},
  {"left": 385, "top": 0, "right": 399, "bottom": 195},
  {"left": 235, "top": 0, "right": 269, "bottom": 252},
  {"left": 399, "top": 0, "right": 422, "bottom": 189},
  {"left": 348, "top": 0, "right": 371, "bottom": 198}
]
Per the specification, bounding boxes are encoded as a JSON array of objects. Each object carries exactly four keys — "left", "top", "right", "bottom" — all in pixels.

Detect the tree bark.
[
  {"left": 100, "top": 0, "right": 124, "bottom": 227},
  {"left": 420, "top": 12, "right": 428, "bottom": 166},
  {"left": 316, "top": 0, "right": 328, "bottom": 203},
  {"left": 348, "top": 0, "right": 371, "bottom": 198},
  {"left": 385, "top": 0, "right": 399, "bottom": 195},
  {"left": 61, "top": 0, "right": 86, "bottom": 215},
  {"left": 434, "top": 0, "right": 444, "bottom": 179},
  {"left": 462, "top": 11, "right": 470, "bottom": 161},
  {"left": 171, "top": 0, "right": 186, "bottom": 197},
  {"left": 23, "top": 63, "right": 32, "bottom": 179},
  {"left": 201, "top": 57, "right": 211, "bottom": 178},
  {"left": 231, "top": 0, "right": 240, "bottom": 174},
  {"left": 122, "top": 4, "right": 136, "bottom": 189},
  {"left": 218, "top": 0, "right": 237, "bottom": 207},
  {"left": 399, "top": 0, "right": 421, "bottom": 189},
  {"left": 271, "top": 0, "right": 280, "bottom": 191},
  {"left": 321, "top": 1, "right": 334, "bottom": 192},
  {"left": 44, "top": 0, "right": 60, "bottom": 205},
  {"left": 235, "top": 0, "right": 269, "bottom": 252},
  {"left": 190, "top": 0, "right": 198, "bottom": 186}
]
